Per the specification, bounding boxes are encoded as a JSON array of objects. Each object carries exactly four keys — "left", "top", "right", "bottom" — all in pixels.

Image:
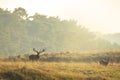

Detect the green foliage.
[{"left": 0, "top": 7, "right": 120, "bottom": 55}]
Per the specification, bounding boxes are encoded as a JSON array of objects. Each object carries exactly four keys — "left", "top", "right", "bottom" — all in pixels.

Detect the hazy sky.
[{"left": 0, "top": 0, "right": 120, "bottom": 34}]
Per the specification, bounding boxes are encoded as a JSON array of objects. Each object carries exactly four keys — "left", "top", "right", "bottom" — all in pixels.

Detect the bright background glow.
[{"left": 0, "top": 0, "right": 120, "bottom": 34}]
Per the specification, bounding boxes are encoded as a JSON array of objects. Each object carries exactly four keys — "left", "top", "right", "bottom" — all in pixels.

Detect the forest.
[{"left": 0, "top": 7, "right": 120, "bottom": 56}]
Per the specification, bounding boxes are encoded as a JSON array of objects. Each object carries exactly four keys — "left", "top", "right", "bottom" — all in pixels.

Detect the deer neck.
[{"left": 36, "top": 52, "right": 39, "bottom": 55}]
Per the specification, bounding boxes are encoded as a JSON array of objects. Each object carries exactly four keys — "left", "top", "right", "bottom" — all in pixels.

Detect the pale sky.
[{"left": 0, "top": 0, "right": 120, "bottom": 34}]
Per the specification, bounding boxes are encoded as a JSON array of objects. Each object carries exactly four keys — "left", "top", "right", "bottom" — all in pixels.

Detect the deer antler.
[
  {"left": 38, "top": 49, "right": 45, "bottom": 53},
  {"left": 33, "top": 48, "right": 39, "bottom": 53}
]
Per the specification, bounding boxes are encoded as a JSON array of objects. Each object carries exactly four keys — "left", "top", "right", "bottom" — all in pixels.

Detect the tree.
[{"left": 13, "top": 7, "right": 28, "bottom": 19}]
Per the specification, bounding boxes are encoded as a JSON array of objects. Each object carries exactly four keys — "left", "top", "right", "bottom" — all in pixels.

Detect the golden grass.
[
  {"left": 0, "top": 50, "right": 120, "bottom": 80},
  {"left": 0, "top": 61, "right": 120, "bottom": 80}
]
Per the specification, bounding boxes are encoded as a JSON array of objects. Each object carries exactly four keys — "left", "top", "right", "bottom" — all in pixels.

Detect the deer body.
[
  {"left": 99, "top": 56, "right": 117, "bottom": 66},
  {"left": 99, "top": 59, "right": 109, "bottom": 66},
  {"left": 29, "top": 48, "right": 45, "bottom": 61},
  {"left": 29, "top": 54, "right": 39, "bottom": 61}
]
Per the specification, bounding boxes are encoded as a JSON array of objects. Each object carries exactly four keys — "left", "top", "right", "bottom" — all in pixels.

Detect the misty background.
[
  {"left": 1, "top": 0, "right": 120, "bottom": 34},
  {"left": 0, "top": 7, "right": 120, "bottom": 55}
]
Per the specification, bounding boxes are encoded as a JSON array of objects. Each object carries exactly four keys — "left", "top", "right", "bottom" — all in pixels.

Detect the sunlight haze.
[{"left": 0, "top": 0, "right": 120, "bottom": 34}]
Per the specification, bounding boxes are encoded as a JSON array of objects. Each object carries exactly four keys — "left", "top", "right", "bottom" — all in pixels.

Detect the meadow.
[{"left": 0, "top": 50, "right": 120, "bottom": 80}]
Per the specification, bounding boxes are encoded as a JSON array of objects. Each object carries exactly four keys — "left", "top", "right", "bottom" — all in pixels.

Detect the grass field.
[
  {"left": 0, "top": 61, "right": 120, "bottom": 80},
  {"left": 0, "top": 50, "right": 120, "bottom": 80}
]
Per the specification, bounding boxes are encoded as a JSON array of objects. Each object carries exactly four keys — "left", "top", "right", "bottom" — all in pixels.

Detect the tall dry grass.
[
  {"left": 0, "top": 50, "right": 120, "bottom": 80},
  {"left": 0, "top": 61, "right": 120, "bottom": 80}
]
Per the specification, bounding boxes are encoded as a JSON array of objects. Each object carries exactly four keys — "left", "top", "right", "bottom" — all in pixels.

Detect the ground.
[{"left": 0, "top": 61, "right": 120, "bottom": 80}]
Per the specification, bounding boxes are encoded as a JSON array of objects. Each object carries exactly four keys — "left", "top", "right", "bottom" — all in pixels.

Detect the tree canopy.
[{"left": 0, "top": 7, "right": 119, "bottom": 55}]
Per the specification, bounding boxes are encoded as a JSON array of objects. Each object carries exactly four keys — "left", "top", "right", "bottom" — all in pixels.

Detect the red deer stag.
[{"left": 29, "top": 48, "right": 45, "bottom": 61}]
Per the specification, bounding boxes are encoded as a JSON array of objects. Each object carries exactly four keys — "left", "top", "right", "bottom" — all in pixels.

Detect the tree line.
[{"left": 0, "top": 7, "right": 119, "bottom": 55}]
